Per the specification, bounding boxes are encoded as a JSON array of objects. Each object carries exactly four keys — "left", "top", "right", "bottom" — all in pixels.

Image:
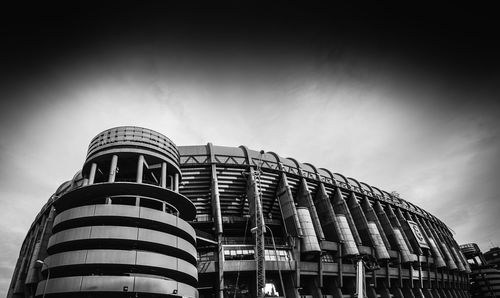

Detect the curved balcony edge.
[
  {"left": 43, "top": 249, "right": 197, "bottom": 284},
  {"left": 54, "top": 182, "right": 196, "bottom": 221},
  {"left": 53, "top": 204, "right": 195, "bottom": 244},
  {"left": 48, "top": 226, "right": 197, "bottom": 264},
  {"left": 35, "top": 276, "right": 198, "bottom": 298}
]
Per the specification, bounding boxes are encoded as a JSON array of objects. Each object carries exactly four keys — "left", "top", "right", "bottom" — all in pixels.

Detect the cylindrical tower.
[{"left": 37, "top": 127, "right": 198, "bottom": 298}]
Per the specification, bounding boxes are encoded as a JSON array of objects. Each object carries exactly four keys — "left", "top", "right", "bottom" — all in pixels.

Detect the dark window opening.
[
  {"left": 115, "top": 156, "right": 138, "bottom": 183},
  {"left": 112, "top": 196, "right": 137, "bottom": 206},
  {"left": 140, "top": 198, "right": 163, "bottom": 211}
]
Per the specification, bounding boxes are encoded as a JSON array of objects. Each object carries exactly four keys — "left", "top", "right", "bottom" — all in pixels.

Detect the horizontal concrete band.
[
  {"left": 88, "top": 138, "right": 179, "bottom": 158},
  {"left": 48, "top": 226, "right": 197, "bottom": 262},
  {"left": 35, "top": 276, "right": 197, "bottom": 298},
  {"left": 87, "top": 127, "right": 179, "bottom": 164},
  {"left": 44, "top": 249, "right": 197, "bottom": 281},
  {"left": 216, "top": 260, "right": 466, "bottom": 283},
  {"left": 222, "top": 260, "right": 296, "bottom": 272},
  {"left": 302, "top": 262, "right": 466, "bottom": 281},
  {"left": 54, "top": 182, "right": 196, "bottom": 220},
  {"left": 53, "top": 204, "right": 195, "bottom": 243}
]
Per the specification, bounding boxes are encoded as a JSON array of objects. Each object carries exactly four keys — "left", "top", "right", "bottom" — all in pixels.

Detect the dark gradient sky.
[{"left": 1, "top": 4, "right": 499, "bottom": 296}]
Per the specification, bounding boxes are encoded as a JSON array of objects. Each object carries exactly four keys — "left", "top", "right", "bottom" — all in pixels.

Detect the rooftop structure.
[{"left": 460, "top": 243, "right": 500, "bottom": 297}]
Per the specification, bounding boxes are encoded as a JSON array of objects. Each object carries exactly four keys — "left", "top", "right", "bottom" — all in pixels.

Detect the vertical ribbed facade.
[{"left": 179, "top": 144, "right": 471, "bottom": 298}]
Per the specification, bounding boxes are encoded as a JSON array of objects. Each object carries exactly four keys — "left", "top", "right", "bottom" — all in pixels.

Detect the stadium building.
[{"left": 8, "top": 126, "right": 471, "bottom": 298}]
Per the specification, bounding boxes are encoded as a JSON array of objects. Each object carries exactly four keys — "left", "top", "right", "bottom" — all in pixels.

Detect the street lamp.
[
  {"left": 35, "top": 260, "right": 50, "bottom": 298},
  {"left": 264, "top": 225, "right": 286, "bottom": 298}
]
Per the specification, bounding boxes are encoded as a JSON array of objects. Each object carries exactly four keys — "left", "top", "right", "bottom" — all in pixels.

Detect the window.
[
  {"left": 140, "top": 198, "right": 163, "bottom": 211},
  {"left": 112, "top": 196, "right": 137, "bottom": 206},
  {"left": 322, "top": 253, "right": 335, "bottom": 263},
  {"left": 264, "top": 249, "right": 290, "bottom": 261}
]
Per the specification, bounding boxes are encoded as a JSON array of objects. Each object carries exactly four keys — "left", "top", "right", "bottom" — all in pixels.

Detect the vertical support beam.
[
  {"left": 362, "top": 198, "right": 391, "bottom": 250},
  {"left": 410, "top": 261, "right": 414, "bottom": 288},
  {"left": 315, "top": 183, "right": 343, "bottom": 243},
  {"left": 174, "top": 173, "right": 179, "bottom": 192},
  {"left": 387, "top": 260, "right": 391, "bottom": 288},
  {"left": 361, "top": 197, "right": 390, "bottom": 260},
  {"left": 355, "top": 259, "right": 366, "bottom": 298},
  {"left": 247, "top": 169, "right": 266, "bottom": 297},
  {"left": 108, "top": 154, "right": 118, "bottom": 182},
  {"left": 161, "top": 162, "right": 167, "bottom": 188},
  {"left": 454, "top": 241, "right": 471, "bottom": 273},
  {"left": 339, "top": 245, "right": 344, "bottom": 287},
  {"left": 312, "top": 275, "right": 324, "bottom": 298},
  {"left": 88, "top": 162, "right": 97, "bottom": 185},
  {"left": 374, "top": 201, "right": 397, "bottom": 248},
  {"left": 437, "top": 225, "right": 464, "bottom": 272},
  {"left": 398, "top": 253, "right": 403, "bottom": 288},
  {"left": 418, "top": 255, "right": 423, "bottom": 289},
  {"left": 297, "top": 177, "right": 325, "bottom": 241},
  {"left": 380, "top": 281, "right": 392, "bottom": 298},
  {"left": 275, "top": 168, "right": 302, "bottom": 296},
  {"left": 136, "top": 155, "right": 144, "bottom": 183},
  {"left": 332, "top": 188, "right": 362, "bottom": 246},
  {"left": 347, "top": 192, "right": 392, "bottom": 262},
  {"left": 412, "top": 215, "right": 446, "bottom": 268},
  {"left": 395, "top": 208, "right": 423, "bottom": 257},
  {"left": 211, "top": 174, "right": 223, "bottom": 235},
  {"left": 435, "top": 267, "right": 439, "bottom": 292},
  {"left": 386, "top": 205, "right": 415, "bottom": 258},
  {"left": 402, "top": 280, "right": 416, "bottom": 298},
  {"left": 277, "top": 172, "right": 303, "bottom": 237},
  {"left": 431, "top": 222, "right": 460, "bottom": 271},
  {"left": 208, "top": 143, "right": 224, "bottom": 298},
  {"left": 318, "top": 252, "right": 323, "bottom": 288},
  {"left": 427, "top": 255, "right": 432, "bottom": 290}
]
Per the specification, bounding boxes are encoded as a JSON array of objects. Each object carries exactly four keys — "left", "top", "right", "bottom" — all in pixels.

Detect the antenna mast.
[{"left": 253, "top": 150, "right": 266, "bottom": 297}]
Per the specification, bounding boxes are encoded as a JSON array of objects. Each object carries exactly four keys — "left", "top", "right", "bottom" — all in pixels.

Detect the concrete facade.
[
  {"left": 8, "top": 127, "right": 471, "bottom": 298},
  {"left": 8, "top": 127, "right": 197, "bottom": 298}
]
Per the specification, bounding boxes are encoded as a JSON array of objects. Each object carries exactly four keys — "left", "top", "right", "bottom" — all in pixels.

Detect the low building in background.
[
  {"left": 460, "top": 243, "right": 500, "bottom": 297},
  {"left": 484, "top": 247, "right": 500, "bottom": 269},
  {"left": 8, "top": 126, "right": 472, "bottom": 298}
]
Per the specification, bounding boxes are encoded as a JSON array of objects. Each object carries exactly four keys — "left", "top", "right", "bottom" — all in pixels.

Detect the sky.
[{"left": 1, "top": 5, "right": 499, "bottom": 296}]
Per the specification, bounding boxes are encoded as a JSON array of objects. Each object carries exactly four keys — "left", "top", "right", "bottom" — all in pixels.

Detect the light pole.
[
  {"left": 35, "top": 260, "right": 50, "bottom": 298},
  {"left": 265, "top": 225, "right": 286, "bottom": 298}
]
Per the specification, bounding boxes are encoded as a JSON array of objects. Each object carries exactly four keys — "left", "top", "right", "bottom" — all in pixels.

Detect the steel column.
[
  {"left": 108, "top": 155, "right": 118, "bottom": 182},
  {"left": 88, "top": 162, "right": 97, "bottom": 185},
  {"left": 161, "top": 162, "right": 167, "bottom": 188},
  {"left": 136, "top": 155, "right": 144, "bottom": 183}
]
